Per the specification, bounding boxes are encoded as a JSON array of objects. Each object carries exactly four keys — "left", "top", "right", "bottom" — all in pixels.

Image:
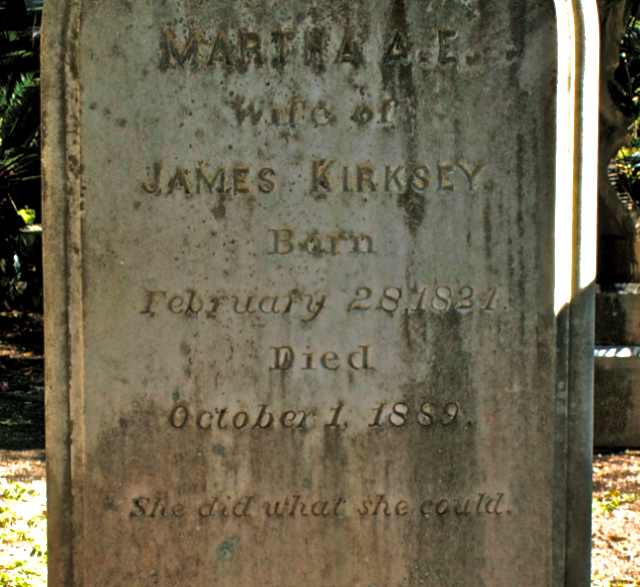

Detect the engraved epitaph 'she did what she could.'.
[{"left": 42, "top": 1, "right": 596, "bottom": 586}]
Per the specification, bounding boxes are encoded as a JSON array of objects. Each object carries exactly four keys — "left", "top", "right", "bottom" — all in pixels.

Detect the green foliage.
[
  {"left": 17, "top": 207, "right": 35, "bottom": 225},
  {"left": 593, "top": 489, "right": 638, "bottom": 515},
  {"left": 615, "top": 120, "right": 640, "bottom": 201},
  {"left": 612, "top": 1, "right": 640, "bottom": 210},
  {"left": 611, "top": 3, "right": 640, "bottom": 120},
  {"left": 1, "top": 482, "right": 37, "bottom": 502},
  {"left": 0, "top": 4, "right": 41, "bottom": 310},
  {"left": 0, "top": 478, "right": 47, "bottom": 587}
]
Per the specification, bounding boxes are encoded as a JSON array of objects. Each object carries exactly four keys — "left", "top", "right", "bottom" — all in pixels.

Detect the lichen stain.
[
  {"left": 67, "top": 154, "right": 85, "bottom": 180},
  {"left": 216, "top": 535, "right": 240, "bottom": 561}
]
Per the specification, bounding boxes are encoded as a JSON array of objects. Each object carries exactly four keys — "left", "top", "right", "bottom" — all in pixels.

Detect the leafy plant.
[
  {"left": 612, "top": 2, "right": 640, "bottom": 207},
  {"left": 0, "top": 478, "right": 46, "bottom": 587},
  {"left": 0, "top": 3, "right": 41, "bottom": 311},
  {"left": 593, "top": 489, "right": 638, "bottom": 515}
]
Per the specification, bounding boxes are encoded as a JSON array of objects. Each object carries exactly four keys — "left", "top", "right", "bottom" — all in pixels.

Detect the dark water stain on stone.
[
  {"left": 397, "top": 190, "right": 427, "bottom": 237},
  {"left": 483, "top": 200, "right": 492, "bottom": 259},
  {"left": 514, "top": 133, "right": 526, "bottom": 339},
  {"left": 379, "top": 0, "right": 426, "bottom": 236},
  {"left": 403, "top": 308, "right": 484, "bottom": 574},
  {"left": 212, "top": 189, "right": 229, "bottom": 219}
]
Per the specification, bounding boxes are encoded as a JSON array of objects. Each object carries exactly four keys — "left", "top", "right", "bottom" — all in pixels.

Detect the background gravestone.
[{"left": 42, "top": 1, "right": 595, "bottom": 585}]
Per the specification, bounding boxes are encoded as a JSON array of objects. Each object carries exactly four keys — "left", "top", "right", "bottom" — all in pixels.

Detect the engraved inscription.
[
  {"left": 346, "top": 285, "right": 505, "bottom": 315},
  {"left": 158, "top": 27, "right": 475, "bottom": 72},
  {"left": 368, "top": 401, "right": 459, "bottom": 428},
  {"left": 140, "top": 289, "right": 328, "bottom": 322},
  {"left": 268, "top": 229, "right": 375, "bottom": 255},
  {"left": 139, "top": 285, "right": 506, "bottom": 320},
  {"left": 169, "top": 399, "right": 462, "bottom": 432},
  {"left": 170, "top": 404, "right": 314, "bottom": 430},
  {"left": 140, "top": 160, "right": 487, "bottom": 196},
  {"left": 129, "top": 493, "right": 507, "bottom": 519},
  {"left": 141, "top": 162, "right": 276, "bottom": 195},
  {"left": 230, "top": 96, "right": 398, "bottom": 128},
  {"left": 269, "top": 344, "right": 371, "bottom": 371},
  {"left": 312, "top": 160, "right": 485, "bottom": 193}
]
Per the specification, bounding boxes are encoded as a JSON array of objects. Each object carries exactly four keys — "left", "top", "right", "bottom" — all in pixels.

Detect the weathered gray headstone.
[{"left": 42, "top": 0, "right": 597, "bottom": 585}]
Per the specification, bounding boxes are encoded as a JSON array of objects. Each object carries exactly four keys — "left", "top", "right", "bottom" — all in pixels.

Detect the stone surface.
[
  {"left": 594, "top": 357, "right": 640, "bottom": 448},
  {"left": 596, "top": 292, "right": 640, "bottom": 346},
  {"left": 42, "top": 1, "right": 592, "bottom": 585}
]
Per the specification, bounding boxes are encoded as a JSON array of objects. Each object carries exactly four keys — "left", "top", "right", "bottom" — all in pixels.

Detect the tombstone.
[{"left": 42, "top": 1, "right": 597, "bottom": 585}]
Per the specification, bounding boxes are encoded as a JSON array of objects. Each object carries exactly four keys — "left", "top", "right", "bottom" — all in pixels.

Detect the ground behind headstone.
[
  {"left": 0, "top": 449, "right": 46, "bottom": 587},
  {"left": 592, "top": 449, "right": 640, "bottom": 585}
]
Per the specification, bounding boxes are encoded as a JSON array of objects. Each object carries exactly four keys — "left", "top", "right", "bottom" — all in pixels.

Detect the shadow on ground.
[{"left": 0, "top": 311, "right": 44, "bottom": 450}]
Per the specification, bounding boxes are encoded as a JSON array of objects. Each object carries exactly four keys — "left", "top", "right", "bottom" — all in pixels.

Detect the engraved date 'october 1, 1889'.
[{"left": 169, "top": 399, "right": 461, "bottom": 432}]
